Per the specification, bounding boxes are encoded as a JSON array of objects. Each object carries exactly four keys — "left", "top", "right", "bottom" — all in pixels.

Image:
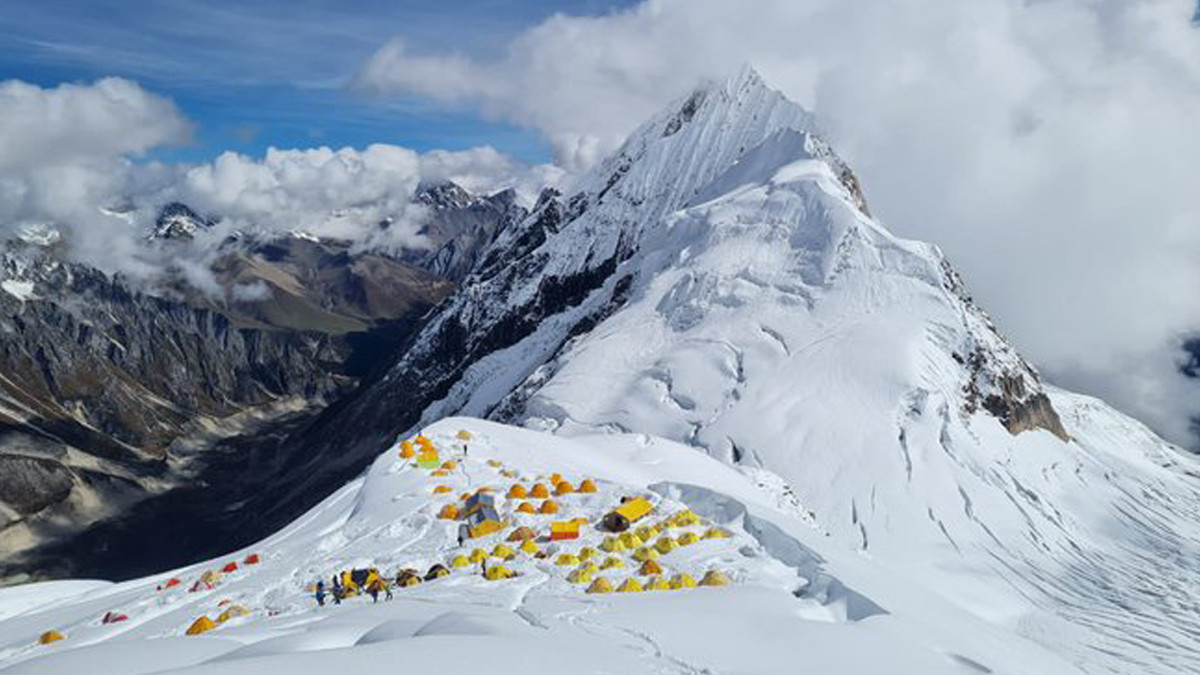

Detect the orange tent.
[
  {"left": 539, "top": 500, "right": 559, "bottom": 515},
  {"left": 507, "top": 526, "right": 537, "bottom": 541},
  {"left": 399, "top": 440, "right": 415, "bottom": 458},
  {"left": 516, "top": 501, "right": 536, "bottom": 514},
  {"left": 555, "top": 481, "right": 575, "bottom": 496},
  {"left": 438, "top": 504, "right": 460, "bottom": 520},
  {"left": 529, "top": 483, "right": 550, "bottom": 499},
  {"left": 507, "top": 484, "right": 528, "bottom": 499},
  {"left": 163, "top": 578, "right": 182, "bottom": 589}
]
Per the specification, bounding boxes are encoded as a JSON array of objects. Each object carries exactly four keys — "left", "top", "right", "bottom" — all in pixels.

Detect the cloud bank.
[
  {"left": 354, "top": 0, "right": 1200, "bottom": 446},
  {"left": 0, "top": 78, "right": 558, "bottom": 285}
]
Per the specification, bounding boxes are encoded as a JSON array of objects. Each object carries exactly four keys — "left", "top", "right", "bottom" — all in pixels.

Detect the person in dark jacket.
[
  {"left": 315, "top": 580, "right": 326, "bottom": 607},
  {"left": 331, "top": 575, "right": 343, "bottom": 604}
]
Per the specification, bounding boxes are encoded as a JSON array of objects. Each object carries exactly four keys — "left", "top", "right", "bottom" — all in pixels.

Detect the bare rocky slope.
[{"left": 0, "top": 183, "right": 521, "bottom": 574}]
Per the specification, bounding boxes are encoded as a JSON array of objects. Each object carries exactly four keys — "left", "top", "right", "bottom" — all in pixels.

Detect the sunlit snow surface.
[{"left": 0, "top": 420, "right": 1082, "bottom": 675}]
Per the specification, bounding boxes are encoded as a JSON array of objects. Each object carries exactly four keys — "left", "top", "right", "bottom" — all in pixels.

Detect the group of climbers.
[{"left": 314, "top": 567, "right": 401, "bottom": 606}]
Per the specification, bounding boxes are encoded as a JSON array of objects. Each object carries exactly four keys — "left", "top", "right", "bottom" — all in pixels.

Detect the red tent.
[
  {"left": 163, "top": 578, "right": 181, "bottom": 589},
  {"left": 221, "top": 562, "right": 238, "bottom": 573},
  {"left": 244, "top": 553, "right": 260, "bottom": 565},
  {"left": 102, "top": 611, "right": 128, "bottom": 624}
]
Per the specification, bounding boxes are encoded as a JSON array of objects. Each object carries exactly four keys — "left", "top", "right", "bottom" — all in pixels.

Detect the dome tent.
[
  {"left": 670, "top": 573, "right": 697, "bottom": 590},
  {"left": 186, "top": 616, "right": 217, "bottom": 636},
  {"left": 639, "top": 559, "right": 664, "bottom": 576},
  {"left": 586, "top": 577, "right": 614, "bottom": 594},
  {"left": 617, "top": 577, "right": 644, "bottom": 593}
]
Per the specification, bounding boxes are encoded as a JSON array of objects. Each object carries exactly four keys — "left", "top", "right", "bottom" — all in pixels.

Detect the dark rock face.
[
  {"left": 410, "top": 183, "right": 528, "bottom": 282},
  {"left": 943, "top": 261, "right": 1069, "bottom": 441}
]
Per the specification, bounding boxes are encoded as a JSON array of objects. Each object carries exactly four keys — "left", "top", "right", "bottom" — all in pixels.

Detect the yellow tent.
[
  {"left": 529, "top": 483, "right": 550, "bottom": 499},
  {"left": 456, "top": 430, "right": 473, "bottom": 440},
  {"left": 491, "top": 544, "right": 516, "bottom": 560},
  {"left": 397, "top": 572, "right": 422, "bottom": 587},
  {"left": 441, "top": 460, "right": 458, "bottom": 470},
  {"left": 632, "top": 547, "right": 660, "bottom": 562},
  {"left": 635, "top": 525, "right": 657, "bottom": 542},
  {"left": 704, "top": 527, "right": 731, "bottom": 539},
  {"left": 577, "top": 547, "right": 597, "bottom": 561},
  {"left": 487, "top": 460, "right": 503, "bottom": 468},
  {"left": 639, "top": 559, "right": 664, "bottom": 576},
  {"left": 450, "top": 555, "right": 471, "bottom": 568},
  {"left": 217, "top": 605, "right": 249, "bottom": 623},
  {"left": 432, "top": 485, "right": 453, "bottom": 494},
  {"left": 567, "top": 568, "right": 594, "bottom": 584},
  {"left": 586, "top": 577, "right": 614, "bottom": 594},
  {"left": 438, "top": 504, "right": 460, "bottom": 520},
  {"left": 614, "top": 497, "right": 654, "bottom": 524},
  {"left": 38, "top": 630, "right": 64, "bottom": 645},
  {"left": 654, "top": 537, "right": 678, "bottom": 554},
  {"left": 646, "top": 576, "right": 671, "bottom": 591},
  {"left": 677, "top": 531, "right": 700, "bottom": 546},
  {"left": 469, "top": 548, "right": 489, "bottom": 563},
  {"left": 539, "top": 500, "right": 559, "bottom": 515},
  {"left": 520, "top": 539, "right": 540, "bottom": 554},
  {"left": 673, "top": 510, "right": 701, "bottom": 527},
  {"left": 619, "top": 532, "right": 643, "bottom": 548},
  {"left": 555, "top": 553, "right": 580, "bottom": 566},
  {"left": 484, "top": 565, "right": 515, "bottom": 581},
  {"left": 555, "top": 481, "right": 575, "bottom": 496},
  {"left": 617, "top": 578, "right": 644, "bottom": 593},
  {"left": 670, "top": 573, "right": 697, "bottom": 590},
  {"left": 578, "top": 478, "right": 598, "bottom": 493},
  {"left": 431, "top": 469, "right": 450, "bottom": 477},
  {"left": 186, "top": 616, "right": 217, "bottom": 636},
  {"left": 507, "top": 484, "right": 528, "bottom": 499},
  {"left": 600, "top": 536, "right": 626, "bottom": 553},
  {"left": 600, "top": 556, "right": 626, "bottom": 570},
  {"left": 700, "top": 570, "right": 730, "bottom": 587},
  {"left": 516, "top": 501, "right": 536, "bottom": 514},
  {"left": 577, "top": 561, "right": 599, "bottom": 574},
  {"left": 426, "top": 564, "right": 451, "bottom": 580}
]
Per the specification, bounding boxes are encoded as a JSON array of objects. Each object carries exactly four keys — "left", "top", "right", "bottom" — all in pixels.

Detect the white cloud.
[
  {"left": 0, "top": 78, "right": 557, "bottom": 290},
  {"left": 0, "top": 78, "right": 191, "bottom": 278},
  {"left": 355, "top": 0, "right": 1200, "bottom": 446}
]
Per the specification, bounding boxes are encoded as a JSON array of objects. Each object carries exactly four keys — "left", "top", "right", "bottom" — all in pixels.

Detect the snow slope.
[
  {"left": 0, "top": 420, "right": 1079, "bottom": 675},
  {"left": 478, "top": 86, "right": 1200, "bottom": 675}
]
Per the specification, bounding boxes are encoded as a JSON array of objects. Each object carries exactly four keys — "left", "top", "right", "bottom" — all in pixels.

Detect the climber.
[
  {"left": 367, "top": 577, "right": 382, "bottom": 603},
  {"left": 457, "top": 523, "right": 470, "bottom": 547},
  {"left": 315, "top": 580, "right": 327, "bottom": 607},
  {"left": 331, "top": 575, "right": 343, "bottom": 604}
]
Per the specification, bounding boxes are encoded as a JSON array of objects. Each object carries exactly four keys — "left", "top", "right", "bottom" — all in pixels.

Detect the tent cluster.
[{"left": 152, "top": 552, "right": 262, "bottom": 595}]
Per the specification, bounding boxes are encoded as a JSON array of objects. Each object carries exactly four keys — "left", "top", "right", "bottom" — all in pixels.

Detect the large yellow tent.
[{"left": 38, "top": 630, "right": 64, "bottom": 645}]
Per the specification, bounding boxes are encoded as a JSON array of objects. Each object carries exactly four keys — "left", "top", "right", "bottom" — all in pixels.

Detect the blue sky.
[{"left": 0, "top": 0, "right": 634, "bottom": 164}]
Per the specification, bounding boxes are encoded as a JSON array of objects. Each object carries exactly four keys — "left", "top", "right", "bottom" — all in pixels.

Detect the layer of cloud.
[
  {"left": 355, "top": 0, "right": 1200, "bottom": 446},
  {"left": 0, "top": 78, "right": 558, "bottom": 293}
]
